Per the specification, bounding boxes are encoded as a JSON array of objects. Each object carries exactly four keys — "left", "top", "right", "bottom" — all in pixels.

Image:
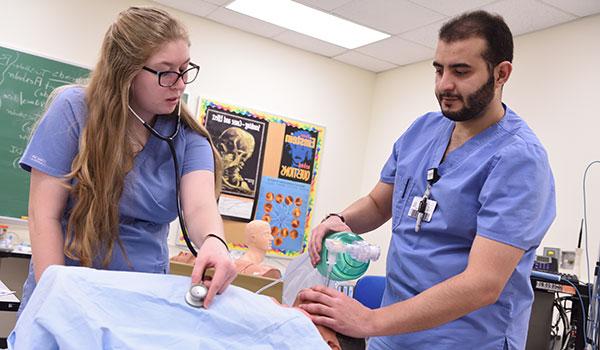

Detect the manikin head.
[{"left": 245, "top": 220, "right": 273, "bottom": 252}]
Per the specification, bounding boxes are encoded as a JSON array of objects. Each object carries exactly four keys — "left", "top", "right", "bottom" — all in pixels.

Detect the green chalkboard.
[{"left": 0, "top": 45, "right": 90, "bottom": 218}]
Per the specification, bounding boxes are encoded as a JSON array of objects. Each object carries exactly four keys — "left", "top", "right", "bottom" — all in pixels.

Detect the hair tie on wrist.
[
  {"left": 322, "top": 213, "right": 346, "bottom": 223},
  {"left": 206, "top": 234, "right": 229, "bottom": 252}
]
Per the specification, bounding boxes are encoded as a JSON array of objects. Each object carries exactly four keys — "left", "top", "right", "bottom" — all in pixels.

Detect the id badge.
[{"left": 408, "top": 196, "right": 437, "bottom": 222}]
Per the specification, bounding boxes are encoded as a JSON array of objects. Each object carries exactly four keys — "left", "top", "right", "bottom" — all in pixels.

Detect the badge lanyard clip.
[{"left": 415, "top": 168, "right": 440, "bottom": 232}]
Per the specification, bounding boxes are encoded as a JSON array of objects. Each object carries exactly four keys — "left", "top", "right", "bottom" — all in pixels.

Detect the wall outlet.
[{"left": 561, "top": 251, "right": 576, "bottom": 270}]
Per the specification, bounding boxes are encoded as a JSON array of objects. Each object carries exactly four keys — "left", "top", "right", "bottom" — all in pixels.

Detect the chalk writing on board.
[
  {"left": 0, "top": 52, "right": 86, "bottom": 168},
  {"left": 0, "top": 45, "right": 90, "bottom": 218}
]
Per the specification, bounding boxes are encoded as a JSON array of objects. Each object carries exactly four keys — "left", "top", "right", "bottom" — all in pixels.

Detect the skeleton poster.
[
  {"left": 203, "top": 106, "right": 267, "bottom": 221},
  {"left": 199, "top": 99, "right": 325, "bottom": 257}
]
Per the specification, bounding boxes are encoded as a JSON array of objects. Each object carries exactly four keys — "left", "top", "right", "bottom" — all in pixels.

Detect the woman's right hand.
[
  {"left": 308, "top": 216, "right": 351, "bottom": 267},
  {"left": 191, "top": 236, "right": 237, "bottom": 308}
]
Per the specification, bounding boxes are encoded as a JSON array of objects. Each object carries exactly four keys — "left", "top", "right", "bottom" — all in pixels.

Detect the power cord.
[
  {"left": 562, "top": 278, "right": 589, "bottom": 349},
  {"left": 551, "top": 295, "right": 569, "bottom": 349},
  {"left": 583, "top": 161, "right": 600, "bottom": 349},
  {"left": 255, "top": 253, "right": 310, "bottom": 296}
]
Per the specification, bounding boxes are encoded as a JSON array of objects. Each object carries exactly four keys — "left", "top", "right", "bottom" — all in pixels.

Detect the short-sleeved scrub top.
[
  {"left": 368, "top": 105, "right": 556, "bottom": 350},
  {"left": 17, "top": 86, "right": 214, "bottom": 314}
]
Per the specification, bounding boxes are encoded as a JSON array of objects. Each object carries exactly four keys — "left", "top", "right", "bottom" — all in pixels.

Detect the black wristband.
[
  {"left": 206, "top": 233, "right": 230, "bottom": 252},
  {"left": 322, "top": 213, "right": 345, "bottom": 223}
]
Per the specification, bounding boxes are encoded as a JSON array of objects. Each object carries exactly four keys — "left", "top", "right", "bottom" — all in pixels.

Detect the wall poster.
[
  {"left": 198, "top": 99, "right": 325, "bottom": 257},
  {"left": 203, "top": 107, "right": 267, "bottom": 221}
]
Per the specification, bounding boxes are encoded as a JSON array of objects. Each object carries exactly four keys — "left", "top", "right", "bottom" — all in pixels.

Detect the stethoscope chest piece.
[{"left": 185, "top": 283, "right": 208, "bottom": 308}]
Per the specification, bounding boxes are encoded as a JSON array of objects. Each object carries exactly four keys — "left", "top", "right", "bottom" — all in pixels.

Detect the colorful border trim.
[{"left": 199, "top": 99, "right": 325, "bottom": 257}]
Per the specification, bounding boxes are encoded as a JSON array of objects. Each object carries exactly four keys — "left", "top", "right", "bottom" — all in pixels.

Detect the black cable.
[
  {"left": 553, "top": 298, "right": 569, "bottom": 349},
  {"left": 560, "top": 297, "right": 576, "bottom": 350},
  {"left": 563, "top": 278, "right": 589, "bottom": 348},
  {"left": 139, "top": 111, "right": 197, "bottom": 257},
  {"left": 578, "top": 218, "right": 584, "bottom": 249},
  {"left": 130, "top": 102, "right": 201, "bottom": 258},
  {"left": 166, "top": 138, "right": 197, "bottom": 257}
]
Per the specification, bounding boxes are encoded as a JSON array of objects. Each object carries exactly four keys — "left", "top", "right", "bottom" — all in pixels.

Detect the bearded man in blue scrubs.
[{"left": 301, "top": 10, "right": 556, "bottom": 350}]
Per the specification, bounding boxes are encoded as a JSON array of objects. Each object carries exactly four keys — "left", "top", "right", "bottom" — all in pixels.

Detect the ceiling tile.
[
  {"left": 204, "top": 0, "right": 234, "bottom": 5},
  {"left": 156, "top": 0, "right": 590, "bottom": 72},
  {"left": 399, "top": 19, "right": 446, "bottom": 49},
  {"left": 357, "top": 36, "right": 434, "bottom": 66},
  {"left": 540, "top": 0, "right": 600, "bottom": 17},
  {"left": 333, "top": 0, "right": 445, "bottom": 34},
  {"left": 333, "top": 51, "right": 397, "bottom": 72},
  {"left": 408, "top": 0, "right": 498, "bottom": 16},
  {"left": 152, "top": 0, "right": 218, "bottom": 17},
  {"left": 273, "top": 31, "right": 348, "bottom": 57},
  {"left": 481, "top": 0, "right": 576, "bottom": 36},
  {"left": 207, "top": 7, "right": 286, "bottom": 38},
  {"left": 294, "top": 0, "right": 353, "bottom": 12}
]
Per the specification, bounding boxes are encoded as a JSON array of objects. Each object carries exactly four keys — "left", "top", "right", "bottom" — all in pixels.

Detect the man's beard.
[{"left": 437, "top": 73, "right": 495, "bottom": 122}]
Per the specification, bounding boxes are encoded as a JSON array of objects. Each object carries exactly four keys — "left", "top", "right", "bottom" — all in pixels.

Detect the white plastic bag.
[{"left": 282, "top": 253, "right": 328, "bottom": 305}]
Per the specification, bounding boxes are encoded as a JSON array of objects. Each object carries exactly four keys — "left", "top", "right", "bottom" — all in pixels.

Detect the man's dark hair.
[{"left": 439, "top": 10, "right": 513, "bottom": 68}]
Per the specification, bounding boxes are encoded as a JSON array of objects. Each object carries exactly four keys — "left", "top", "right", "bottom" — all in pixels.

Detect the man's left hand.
[{"left": 298, "top": 285, "right": 374, "bottom": 338}]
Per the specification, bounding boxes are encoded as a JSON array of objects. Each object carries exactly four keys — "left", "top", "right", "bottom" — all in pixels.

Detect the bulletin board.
[{"left": 198, "top": 99, "right": 325, "bottom": 257}]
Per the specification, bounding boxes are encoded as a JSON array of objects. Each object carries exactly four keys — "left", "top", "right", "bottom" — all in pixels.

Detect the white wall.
[
  {"left": 0, "top": 0, "right": 376, "bottom": 264},
  {"left": 363, "top": 14, "right": 600, "bottom": 278},
  {"left": 2, "top": 1, "right": 599, "bottom": 281}
]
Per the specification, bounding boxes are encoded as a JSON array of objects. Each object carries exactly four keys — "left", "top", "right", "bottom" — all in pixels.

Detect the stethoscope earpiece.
[{"left": 185, "top": 283, "right": 208, "bottom": 308}]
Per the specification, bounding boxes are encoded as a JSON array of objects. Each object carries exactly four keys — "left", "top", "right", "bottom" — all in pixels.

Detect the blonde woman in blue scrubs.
[
  {"left": 18, "top": 7, "right": 236, "bottom": 314},
  {"left": 303, "top": 11, "right": 555, "bottom": 350}
]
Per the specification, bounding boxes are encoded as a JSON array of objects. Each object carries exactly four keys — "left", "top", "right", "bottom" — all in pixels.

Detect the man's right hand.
[{"left": 308, "top": 216, "right": 351, "bottom": 266}]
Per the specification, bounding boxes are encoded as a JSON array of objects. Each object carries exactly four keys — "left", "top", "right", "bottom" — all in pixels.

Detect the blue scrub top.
[
  {"left": 369, "top": 106, "right": 555, "bottom": 350},
  {"left": 17, "top": 86, "right": 214, "bottom": 314}
]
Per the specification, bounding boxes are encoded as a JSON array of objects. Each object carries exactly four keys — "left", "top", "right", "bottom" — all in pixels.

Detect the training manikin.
[{"left": 234, "top": 220, "right": 281, "bottom": 279}]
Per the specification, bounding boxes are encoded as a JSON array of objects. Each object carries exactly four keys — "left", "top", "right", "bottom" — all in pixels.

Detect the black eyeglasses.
[{"left": 142, "top": 62, "right": 200, "bottom": 87}]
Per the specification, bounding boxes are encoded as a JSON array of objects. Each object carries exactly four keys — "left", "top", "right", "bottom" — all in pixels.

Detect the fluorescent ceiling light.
[{"left": 226, "top": 0, "right": 390, "bottom": 49}]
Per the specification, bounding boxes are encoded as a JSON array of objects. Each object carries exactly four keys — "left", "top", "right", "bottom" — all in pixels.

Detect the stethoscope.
[
  {"left": 128, "top": 102, "right": 197, "bottom": 258},
  {"left": 128, "top": 103, "right": 208, "bottom": 308}
]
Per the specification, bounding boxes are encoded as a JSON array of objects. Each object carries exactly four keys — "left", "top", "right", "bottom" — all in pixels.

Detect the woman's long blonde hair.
[{"left": 64, "top": 6, "right": 222, "bottom": 267}]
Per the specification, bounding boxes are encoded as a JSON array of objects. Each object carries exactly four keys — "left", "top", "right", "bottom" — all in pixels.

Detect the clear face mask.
[{"left": 315, "top": 231, "right": 381, "bottom": 285}]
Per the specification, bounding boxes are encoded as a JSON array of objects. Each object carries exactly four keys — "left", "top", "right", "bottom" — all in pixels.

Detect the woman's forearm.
[{"left": 29, "top": 216, "right": 65, "bottom": 282}]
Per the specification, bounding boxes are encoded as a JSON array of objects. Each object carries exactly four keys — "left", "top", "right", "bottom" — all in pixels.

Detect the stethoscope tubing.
[{"left": 129, "top": 104, "right": 198, "bottom": 257}]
